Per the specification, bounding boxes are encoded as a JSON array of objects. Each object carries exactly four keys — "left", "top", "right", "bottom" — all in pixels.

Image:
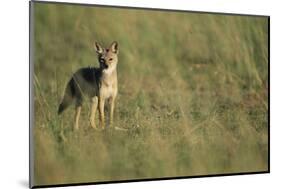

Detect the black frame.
[{"left": 29, "top": 0, "right": 270, "bottom": 188}]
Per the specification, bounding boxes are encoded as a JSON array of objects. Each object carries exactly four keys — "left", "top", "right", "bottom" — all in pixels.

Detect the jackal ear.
[
  {"left": 109, "top": 41, "right": 118, "bottom": 54},
  {"left": 94, "top": 42, "right": 103, "bottom": 54}
]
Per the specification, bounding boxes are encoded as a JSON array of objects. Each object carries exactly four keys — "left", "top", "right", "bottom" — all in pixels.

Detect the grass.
[{"left": 32, "top": 2, "right": 269, "bottom": 186}]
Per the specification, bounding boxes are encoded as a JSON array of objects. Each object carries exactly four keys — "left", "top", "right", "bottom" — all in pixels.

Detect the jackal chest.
[{"left": 100, "top": 81, "right": 117, "bottom": 99}]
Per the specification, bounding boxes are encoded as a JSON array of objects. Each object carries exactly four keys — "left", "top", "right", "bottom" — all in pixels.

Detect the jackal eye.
[{"left": 109, "top": 58, "right": 113, "bottom": 61}]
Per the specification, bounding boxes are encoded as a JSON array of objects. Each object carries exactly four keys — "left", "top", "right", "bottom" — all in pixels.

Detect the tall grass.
[{"left": 32, "top": 2, "right": 268, "bottom": 186}]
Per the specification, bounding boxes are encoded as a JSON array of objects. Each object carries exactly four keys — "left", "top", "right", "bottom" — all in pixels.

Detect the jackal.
[{"left": 58, "top": 41, "right": 119, "bottom": 130}]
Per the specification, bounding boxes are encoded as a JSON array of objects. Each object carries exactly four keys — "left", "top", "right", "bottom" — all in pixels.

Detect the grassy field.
[{"left": 32, "top": 2, "right": 269, "bottom": 186}]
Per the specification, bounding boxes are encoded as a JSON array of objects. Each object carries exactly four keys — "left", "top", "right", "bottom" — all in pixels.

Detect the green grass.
[{"left": 32, "top": 2, "right": 268, "bottom": 186}]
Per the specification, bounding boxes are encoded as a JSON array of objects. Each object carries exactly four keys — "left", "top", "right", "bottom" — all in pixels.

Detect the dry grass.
[{"left": 32, "top": 2, "right": 268, "bottom": 186}]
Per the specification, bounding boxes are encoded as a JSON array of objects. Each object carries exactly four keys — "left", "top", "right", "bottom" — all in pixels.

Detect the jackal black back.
[{"left": 58, "top": 67, "right": 102, "bottom": 114}]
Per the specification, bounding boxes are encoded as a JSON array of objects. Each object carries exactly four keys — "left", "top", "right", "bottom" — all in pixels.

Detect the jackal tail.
[{"left": 58, "top": 78, "right": 75, "bottom": 115}]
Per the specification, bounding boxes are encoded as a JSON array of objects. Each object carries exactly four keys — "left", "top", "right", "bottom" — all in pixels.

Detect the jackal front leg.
[
  {"left": 90, "top": 96, "right": 98, "bottom": 129},
  {"left": 109, "top": 96, "right": 116, "bottom": 128},
  {"left": 98, "top": 97, "right": 105, "bottom": 129}
]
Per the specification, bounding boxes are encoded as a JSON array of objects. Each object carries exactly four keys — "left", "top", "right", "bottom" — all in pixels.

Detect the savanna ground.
[{"left": 32, "top": 2, "right": 269, "bottom": 186}]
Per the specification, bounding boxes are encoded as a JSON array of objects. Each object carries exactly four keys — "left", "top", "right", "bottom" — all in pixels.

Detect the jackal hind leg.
[
  {"left": 90, "top": 96, "right": 98, "bottom": 129},
  {"left": 74, "top": 105, "right": 82, "bottom": 131}
]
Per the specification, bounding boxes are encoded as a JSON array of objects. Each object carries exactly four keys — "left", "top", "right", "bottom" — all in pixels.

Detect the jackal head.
[{"left": 94, "top": 41, "right": 118, "bottom": 73}]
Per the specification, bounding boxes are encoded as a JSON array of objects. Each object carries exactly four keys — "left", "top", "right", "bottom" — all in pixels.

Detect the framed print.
[{"left": 29, "top": 1, "right": 269, "bottom": 188}]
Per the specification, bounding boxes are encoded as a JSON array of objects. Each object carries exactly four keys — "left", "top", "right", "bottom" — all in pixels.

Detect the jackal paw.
[{"left": 91, "top": 124, "right": 98, "bottom": 130}]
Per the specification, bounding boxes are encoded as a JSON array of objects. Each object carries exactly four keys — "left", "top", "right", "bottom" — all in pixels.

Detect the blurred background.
[{"left": 32, "top": 2, "right": 268, "bottom": 186}]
